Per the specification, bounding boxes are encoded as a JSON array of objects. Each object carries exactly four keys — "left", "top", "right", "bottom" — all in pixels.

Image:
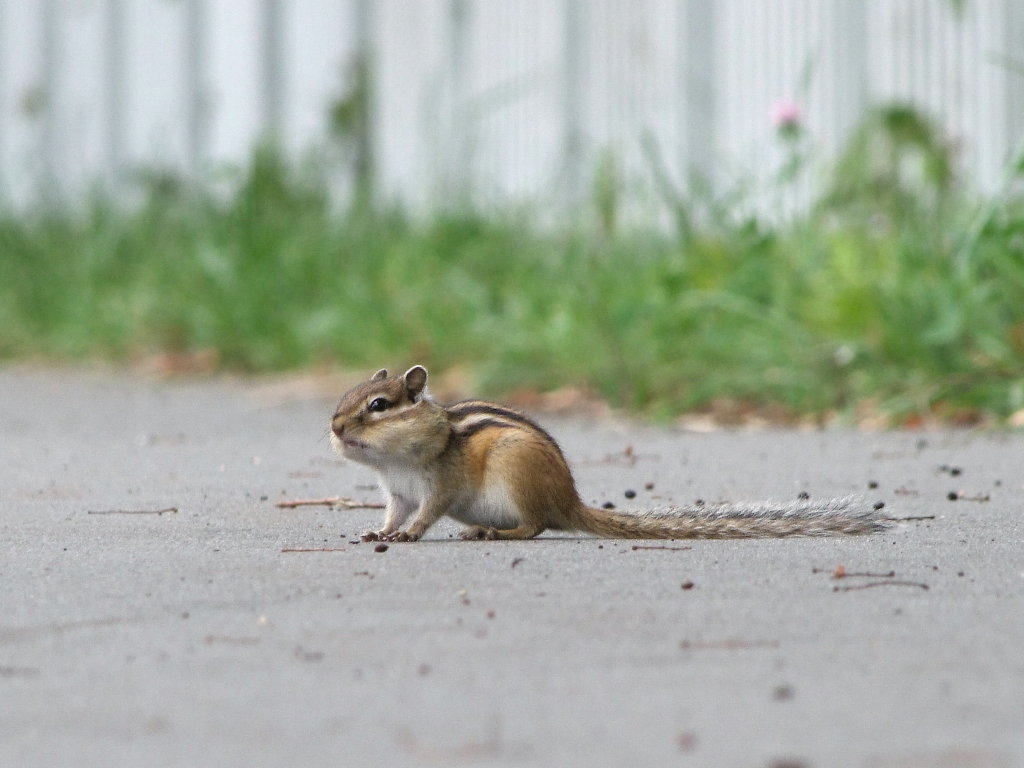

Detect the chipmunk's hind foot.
[{"left": 459, "top": 523, "right": 544, "bottom": 540}]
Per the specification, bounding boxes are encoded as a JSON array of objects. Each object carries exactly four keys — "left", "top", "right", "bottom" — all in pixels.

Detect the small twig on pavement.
[
  {"left": 281, "top": 547, "right": 348, "bottom": 553},
  {"left": 948, "top": 492, "right": 991, "bottom": 502},
  {"left": 275, "top": 496, "right": 384, "bottom": 509},
  {"left": 397, "top": 723, "right": 502, "bottom": 762},
  {"left": 204, "top": 635, "right": 260, "bottom": 645},
  {"left": 632, "top": 545, "right": 693, "bottom": 551},
  {"left": 834, "top": 580, "right": 930, "bottom": 592},
  {"left": 813, "top": 566, "right": 896, "bottom": 579},
  {"left": 680, "top": 639, "right": 779, "bottom": 650},
  {"left": 87, "top": 507, "right": 177, "bottom": 515},
  {"left": 579, "top": 444, "right": 660, "bottom": 467},
  {"left": 815, "top": 565, "right": 930, "bottom": 591}
]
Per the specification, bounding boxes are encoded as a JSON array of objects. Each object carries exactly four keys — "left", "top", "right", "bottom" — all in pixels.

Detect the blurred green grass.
[{"left": 1, "top": 107, "right": 1023, "bottom": 423}]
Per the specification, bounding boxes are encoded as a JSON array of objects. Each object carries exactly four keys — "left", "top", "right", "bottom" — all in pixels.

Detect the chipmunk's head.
[{"left": 330, "top": 365, "right": 448, "bottom": 467}]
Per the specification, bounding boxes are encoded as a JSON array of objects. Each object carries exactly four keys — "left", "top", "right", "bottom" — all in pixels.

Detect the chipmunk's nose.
[{"left": 331, "top": 417, "right": 344, "bottom": 438}]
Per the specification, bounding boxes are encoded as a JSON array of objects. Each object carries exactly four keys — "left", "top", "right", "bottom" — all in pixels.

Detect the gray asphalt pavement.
[{"left": 2, "top": 366, "right": 1022, "bottom": 768}]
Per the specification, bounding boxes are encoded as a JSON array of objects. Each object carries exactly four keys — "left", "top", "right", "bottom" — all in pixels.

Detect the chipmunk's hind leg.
[
  {"left": 456, "top": 431, "right": 574, "bottom": 541},
  {"left": 459, "top": 522, "right": 546, "bottom": 540}
]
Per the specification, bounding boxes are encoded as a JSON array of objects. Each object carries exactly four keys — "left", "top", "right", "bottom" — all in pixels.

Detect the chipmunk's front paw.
[
  {"left": 361, "top": 528, "right": 397, "bottom": 542},
  {"left": 459, "top": 525, "right": 497, "bottom": 540}
]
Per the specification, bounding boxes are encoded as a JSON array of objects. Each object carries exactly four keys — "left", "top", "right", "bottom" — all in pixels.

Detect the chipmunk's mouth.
[{"left": 330, "top": 431, "right": 368, "bottom": 456}]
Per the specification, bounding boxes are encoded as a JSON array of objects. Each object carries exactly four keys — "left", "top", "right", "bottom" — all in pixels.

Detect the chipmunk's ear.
[
  {"left": 403, "top": 365, "right": 428, "bottom": 399},
  {"left": 371, "top": 368, "right": 388, "bottom": 382}
]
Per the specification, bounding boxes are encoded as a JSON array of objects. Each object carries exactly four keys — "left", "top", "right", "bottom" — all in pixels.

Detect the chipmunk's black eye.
[{"left": 368, "top": 397, "right": 390, "bottom": 412}]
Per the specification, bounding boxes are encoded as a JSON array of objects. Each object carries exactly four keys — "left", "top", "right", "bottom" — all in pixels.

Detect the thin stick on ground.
[
  {"left": 834, "top": 580, "right": 930, "bottom": 592},
  {"left": 950, "top": 493, "right": 991, "bottom": 502},
  {"left": 87, "top": 507, "right": 178, "bottom": 515},
  {"left": 275, "top": 497, "right": 384, "bottom": 509},
  {"left": 813, "top": 567, "right": 896, "bottom": 579}
]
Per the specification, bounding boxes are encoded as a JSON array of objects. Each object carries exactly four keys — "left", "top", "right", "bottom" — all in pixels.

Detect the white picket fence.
[{"left": 1, "top": 0, "right": 1022, "bottom": 213}]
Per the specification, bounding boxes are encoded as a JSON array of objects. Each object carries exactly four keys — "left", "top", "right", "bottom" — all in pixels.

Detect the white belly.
[
  {"left": 447, "top": 481, "right": 521, "bottom": 530},
  {"left": 377, "top": 467, "right": 521, "bottom": 531}
]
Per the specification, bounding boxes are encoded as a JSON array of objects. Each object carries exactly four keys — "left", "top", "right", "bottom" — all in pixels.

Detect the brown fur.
[{"left": 331, "top": 366, "right": 887, "bottom": 541}]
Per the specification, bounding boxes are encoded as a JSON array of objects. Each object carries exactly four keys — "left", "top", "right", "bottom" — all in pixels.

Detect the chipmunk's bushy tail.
[{"left": 576, "top": 497, "right": 887, "bottom": 539}]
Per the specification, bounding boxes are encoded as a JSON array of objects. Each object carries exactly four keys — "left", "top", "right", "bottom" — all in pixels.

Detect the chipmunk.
[{"left": 329, "top": 366, "right": 888, "bottom": 542}]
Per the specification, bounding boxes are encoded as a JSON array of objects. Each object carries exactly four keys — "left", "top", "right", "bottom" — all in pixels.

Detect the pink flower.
[{"left": 771, "top": 98, "right": 802, "bottom": 130}]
